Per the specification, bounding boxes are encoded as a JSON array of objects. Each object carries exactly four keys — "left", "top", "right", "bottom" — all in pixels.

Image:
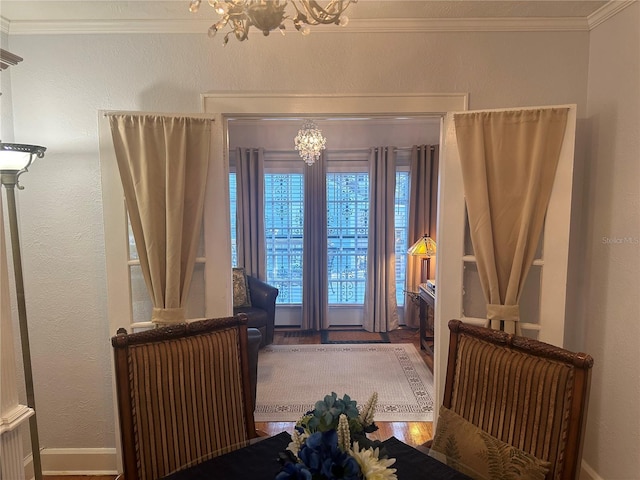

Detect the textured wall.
[
  {"left": 4, "top": 26, "right": 598, "bottom": 454},
  {"left": 583, "top": 4, "right": 640, "bottom": 479}
]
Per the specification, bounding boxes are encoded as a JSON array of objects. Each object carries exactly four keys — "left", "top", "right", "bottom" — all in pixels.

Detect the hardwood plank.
[{"left": 254, "top": 420, "right": 433, "bottom": 447}]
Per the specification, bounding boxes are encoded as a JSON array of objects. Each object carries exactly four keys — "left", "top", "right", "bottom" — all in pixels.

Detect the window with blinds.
[
  {"left": 230, "top": 169, "right": 410, "bottom": 307},
  {"left": 264, "top": 174, "right": 304, "bottom": 304}
]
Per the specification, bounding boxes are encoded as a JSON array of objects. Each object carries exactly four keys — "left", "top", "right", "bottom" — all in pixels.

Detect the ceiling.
[{"left": 0, "top": 1, "right": 621, "bottom": 34}]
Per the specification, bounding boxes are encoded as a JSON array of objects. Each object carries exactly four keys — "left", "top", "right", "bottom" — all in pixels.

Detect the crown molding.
[
  {"left": 347, "top": 17, "right": 590, "bottom": 33},
  {"left": 4, "top": 3, "right": 635, "bottom": 37},
  {"left": 3, "top": 16, "right": 594, "bottom": 36},
  {"left": 5, "top": 18, "right": 209, "bottom": 35},
  {"left": 587, "top": 0, "right": 635, "bottom": 29}
]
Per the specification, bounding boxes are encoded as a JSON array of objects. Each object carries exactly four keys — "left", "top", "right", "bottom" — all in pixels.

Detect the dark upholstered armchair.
[{"left": 233, "top": 274, "right": 278, "bottom": 347}]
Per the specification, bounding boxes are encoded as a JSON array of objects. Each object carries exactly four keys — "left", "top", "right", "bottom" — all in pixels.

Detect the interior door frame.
[{"left": 200, "top": 92, "right": 468, "bottom": 320}]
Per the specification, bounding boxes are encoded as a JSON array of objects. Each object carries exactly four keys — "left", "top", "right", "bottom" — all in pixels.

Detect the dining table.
[{"left": 161, "top": 431, "right": 472, "bottom": 480}]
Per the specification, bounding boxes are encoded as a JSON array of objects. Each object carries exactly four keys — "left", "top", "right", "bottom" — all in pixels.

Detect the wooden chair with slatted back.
[
  {"left": 111, "top": 314, "right": 258, "bottom": 480},
  {"left": 437, "top": 319, "right": 593, "bottom": 480}
]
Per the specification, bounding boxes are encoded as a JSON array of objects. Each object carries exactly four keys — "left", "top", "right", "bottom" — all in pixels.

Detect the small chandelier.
[
  {"left": 294, "top": 120, "right": 326, "bottom": 166},
  {"left": 189, "top": 0, "right": 357, "bottom": 45}
]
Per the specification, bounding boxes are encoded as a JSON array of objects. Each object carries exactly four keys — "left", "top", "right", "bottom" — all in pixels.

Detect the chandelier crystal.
[
  {"left": 189, "top": 0, "right": 357, "bottom": 45},
  {"left": 294, "top": 120, "right": 326, "bottom": 166}
]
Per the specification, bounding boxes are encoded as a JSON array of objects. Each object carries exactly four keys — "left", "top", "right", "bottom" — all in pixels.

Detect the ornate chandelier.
[
  {"left": 294, "top": 120, "right": 326, "bottom": 166},
  {"left": 189, "top": 0, "right": 357, "bottom": 45}
]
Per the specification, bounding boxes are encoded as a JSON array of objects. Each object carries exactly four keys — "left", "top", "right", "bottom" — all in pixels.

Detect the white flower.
[
  {"left": 286, "top": 429, "right": 308, "bottom": 458},
  {"left": 337, "top": 414, "right": 351, "bottom": 452},
  {"left": 358, "top": 392, "right": 378, "bottom": 427},
  {"left": 350, "top": 441, "right": 397, "bottom": 480}
]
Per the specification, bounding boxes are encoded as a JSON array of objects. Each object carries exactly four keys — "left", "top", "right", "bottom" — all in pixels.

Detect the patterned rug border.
[
  {"left": 320, "top": 329, "right": 391, "bottom": 344},
  {"left": 255, "top": 344, "right": 434, "bottom": 422}
]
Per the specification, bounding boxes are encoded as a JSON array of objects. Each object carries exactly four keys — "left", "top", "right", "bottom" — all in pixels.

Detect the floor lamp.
[
  {"left": 408, "top": 234, "right": 437, "bottom": 284},
  {"left": 0, "top": 142, "right": 46, "bottom": 480}
]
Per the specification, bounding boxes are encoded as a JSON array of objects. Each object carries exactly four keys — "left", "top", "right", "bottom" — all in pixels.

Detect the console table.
[{"left": 418, "top": 283, "right": 435, "bottom": 352}]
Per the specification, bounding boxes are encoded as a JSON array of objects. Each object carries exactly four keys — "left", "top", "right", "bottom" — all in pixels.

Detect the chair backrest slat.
[
  {"left": 443, "top": 320, "right": 593, "bottom": 480},
  {"left": 112, "top": 315, "right": 256, "bottom": 480}
]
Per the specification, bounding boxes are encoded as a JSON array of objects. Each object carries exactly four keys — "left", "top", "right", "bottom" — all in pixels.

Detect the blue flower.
[
  {"left": 298, "top": 431, "right": 361, "bottom": 480},
  {"left": 275, "top": 462, "right": 313, "bottom": 480}
]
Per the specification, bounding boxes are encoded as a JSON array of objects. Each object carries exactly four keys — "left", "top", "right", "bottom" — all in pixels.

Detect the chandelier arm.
[
  {"left": 232, "top": 18, "right": 250, "bottom": 41},
  {"left": 297, "top": 0, "right": 350, "bottom": 25},
  {"left": 286, "top": 1, "right": 304, "bottom": 31},
  {"left": 289, "top": 0, "right": 311, "bottom": 25}
]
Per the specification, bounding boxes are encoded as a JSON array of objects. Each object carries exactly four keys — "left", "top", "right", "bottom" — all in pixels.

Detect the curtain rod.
[{"left": 102, "top": 112, "right": 215, "bottom": 120}]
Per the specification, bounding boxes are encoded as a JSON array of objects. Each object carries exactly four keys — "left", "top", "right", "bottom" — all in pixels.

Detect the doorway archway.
[{"left": 201, "top": 92, "right": 467, "bottom": 311}]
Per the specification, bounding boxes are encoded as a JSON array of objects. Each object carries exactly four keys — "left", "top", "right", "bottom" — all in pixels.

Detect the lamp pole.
[{"left": 0, "top": 142, "right": 45, "bottom": 480}]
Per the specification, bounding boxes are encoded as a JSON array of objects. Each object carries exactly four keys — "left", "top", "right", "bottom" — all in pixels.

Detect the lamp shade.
[
  {"left": 0, "top": 143, "right": 46, "bottom": 172},
  {"left": 0, "top": 150, "right": 33, "bottom": 171},
  {"left": 407, "top": 235, "right": 436, "bottom": 257}
]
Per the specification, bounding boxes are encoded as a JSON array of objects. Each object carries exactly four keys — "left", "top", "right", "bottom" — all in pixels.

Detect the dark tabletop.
[{"left": 162, "top": 431, "right": 471, "bottom": 480}]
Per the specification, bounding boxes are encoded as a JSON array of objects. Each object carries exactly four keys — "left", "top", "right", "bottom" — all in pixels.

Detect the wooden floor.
[{"left": 44, "top": 327, "right": 433, "bottom": 480}]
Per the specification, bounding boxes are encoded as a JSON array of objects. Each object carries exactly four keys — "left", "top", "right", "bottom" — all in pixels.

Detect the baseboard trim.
[
  {"left": 581, "top": 459, "right": 604, "bottom": 480},
  {"left": 39, "top": 448, "right": 118, "bottom": 476}
]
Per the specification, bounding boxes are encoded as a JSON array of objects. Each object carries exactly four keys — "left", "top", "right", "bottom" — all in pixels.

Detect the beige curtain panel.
[
  {"left": 363, "top": 147, "right": 399, "bottom": 332},
  {"left": 109, "top": 114, "right": 211, "bottom": 325},
  {"left": 405, "top": 145, "right": 439, "bottom": 328},
  {"left": 236, "top": 147, "right": 266, "bottom": 279},
  {"left": 454, "top": 108, "right": 568, "bottom": 334}
]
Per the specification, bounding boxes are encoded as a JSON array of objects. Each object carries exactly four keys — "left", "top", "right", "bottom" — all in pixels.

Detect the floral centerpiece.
[{"left": 275, "top": 392, "right": 397, "bottom": 480}]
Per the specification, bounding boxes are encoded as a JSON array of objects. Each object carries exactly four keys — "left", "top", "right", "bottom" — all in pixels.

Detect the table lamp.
[{"left": 407, "top": 234, "right": 436, "bottom": 283}]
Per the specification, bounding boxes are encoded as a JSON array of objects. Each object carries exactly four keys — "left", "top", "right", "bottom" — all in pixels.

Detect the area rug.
[
  {"left": 321, "top": 329, "right": 390, "bottom": 344},
  {"left": 255, "top": 344, "right": 434, "bottom": 422}
]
